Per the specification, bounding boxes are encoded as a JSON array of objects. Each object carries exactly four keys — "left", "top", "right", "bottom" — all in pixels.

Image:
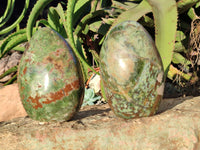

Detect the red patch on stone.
[
  {"left": 25, "top": 58, "right": 31, "bottom": 62},
  {"left": 23, "top": 67, "right": 27, "bottom": 75},
  {"left": 28, "top": 95, "right": 43, "bottom": 109},
  {"left": 27, "top": 79, "right": 80, "bottom": 109},
  {"left": 53, "top": 49, "right": 65, "bottom": 57}
]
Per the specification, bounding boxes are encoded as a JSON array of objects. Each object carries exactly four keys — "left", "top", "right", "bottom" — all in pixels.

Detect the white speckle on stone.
[{"left": 157, "top": 72, "right": 164, "bottom": 83}]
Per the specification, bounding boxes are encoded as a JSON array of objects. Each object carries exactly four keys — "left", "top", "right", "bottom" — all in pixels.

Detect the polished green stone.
[
  {"left": 18, "top": 28, "right": 84, "bottom": 122},
  {"left": 100, "top": 21, "right": 164, "bottom": 119}
]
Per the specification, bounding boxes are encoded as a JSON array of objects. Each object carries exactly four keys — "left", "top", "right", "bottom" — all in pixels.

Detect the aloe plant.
[
  {"left": 0, "top": 0, "right": 200, "bottom": 89},
  {"left": 0, "top": 0, "right": 30, "bottom": 36},
  {"left": 111, "top": 0, "right": 200, "bottom": 86},
  {"left": 0, "top": 0, "right": 30, "bottom": 85}
]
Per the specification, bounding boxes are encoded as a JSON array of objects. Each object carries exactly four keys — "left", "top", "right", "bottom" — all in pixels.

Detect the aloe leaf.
[
  {"left": 74, "top": 10, "right": 107, "bottom": 36},
  {"left": 12, "top": 46, "right": 25, "bottom": 52},
  {"left": 0, "top": 0, "right": 29, "bottom": 35},
  {"left": 101, "top": 0, "right": 112, "bottom": 8},
  {"left": 66, "top": 0, "right": 99, "bottom": 83},
  {"left": 26, "top": 0, "right": 53, "bottom": 41},
  {"left": 0, "top": 0, "right": 15, "bottom": 28},
  {"left": 91, "top": 0, "right": 99, "bottom": 12},
  {"left": 195, "top": 2, "right": 200, "bottom": 8},
  {"left": 174, "top": 42, "right": 187, "bottom": 53},
  {"left": 0, "top": 66, "right": 18, "bottom": 80},
  {"left": 176, "top": 31, "right": 186, "bottom": 42},
  {"left": 0, "top": 29, "right": 26, "bottom": 55},
  {"left": 4, "top": 74, "right": 17, "bottom": 86},
  {"left": 168, "top": 65, "right": 191, "bottom": 81},
  {"left": 112, "top": 0, "right": 138, "bottom": 10},
  {"left": 51, "top": 4, "right": 67, "bottom": 38},
  {"left": 73, "top": 0, "right": 91, "bottom": 27},
  {"left": 47, "top": 7, "right": 61, "bottom": 31},
  {"left": 187, "top": 7, "right": 199, "bottom": 20},
  {"left": 74, "top": 0, "right": 91, "bottom": 13},
  {"left": 76, "top": 36, "right": 87, "bottom": 60},
  {"left": 111, "top": 0, "right": 152, "bottom": 27},
  {"left": 0, "top": 33, "right": 27, "bottom": 59},
  {"left": 54, "top": 3, "right": 65, "bottom": 23},
  {"left": 35, "top": 19, "right": 51, "bottom": 29},
  {"left": 174, "top": 31, "right": 187, "bottom": 53},
  {"left": 89, "top": 20, "right": 111, "bottom": 35},
  {"left": 147, "top": 0, "right": 178, "bottom": 77},
  {"left": 139, "top": 15, "right": 154, "bottom": 28},
  {"left": 0, "top": 0, "right": 12, "bottom": 23},
  {"left": 177, "top": 0, "right": 200, "bottom": 14},
  {"left": 172, "top": 52, "right": 191, "bottom": 65}
]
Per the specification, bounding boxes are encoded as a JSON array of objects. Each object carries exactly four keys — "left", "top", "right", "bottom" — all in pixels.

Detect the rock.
[
  {"left": 0, "top": 84, "right": 27, "bottom": 122},
  {"left": 0, "top": 84, "right": 200, "bottom": 149},
  {"left": 88, "top": 74, "right": 101, "bottom": 93},
  {"left": 0, "top": 56, "right": 9, "bottom": 82},
  {"left": 0, "top": 52, "right": 22, "bottom": 82}
]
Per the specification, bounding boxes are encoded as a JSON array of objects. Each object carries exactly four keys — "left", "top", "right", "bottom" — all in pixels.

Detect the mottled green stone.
[
  {"left": 100, "top": 21, "right": 164, "bottom": 119},
  {"left": 18, "top": 27, "right": 84, "bottom": 122}
]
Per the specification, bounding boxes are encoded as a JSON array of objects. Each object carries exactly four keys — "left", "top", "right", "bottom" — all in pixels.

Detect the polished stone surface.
[
  {"left": 100, "top": 21, "right": 164, "bottom": 119},
  {"left": 18, "top": 28, "right": 84, "bottom": 122}
]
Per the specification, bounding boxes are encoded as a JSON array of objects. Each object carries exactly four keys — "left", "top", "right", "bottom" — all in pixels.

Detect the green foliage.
[
  {"left": 110, "top": 0, "right": 200, "bottom": 86},
  {"left": 0, "top": 29, "right": 27, "bottom": 59},
  {"left": 26, "top": 0, "right": 54, "bottom": 41},
  {"left": 0, "top": 0, "right": 200, "bottom": 89},
  {"left": 0, "top": 0, "right": 30, "bottom": 36},
  {"left": 82, "top": 88, "right": 101, "bottom": 106},
  {"left": 0, "top": 0, "right": 30, "bottom": 85},
  {"left": 148, "top": 0, "right": 177, "bottom": 77}
]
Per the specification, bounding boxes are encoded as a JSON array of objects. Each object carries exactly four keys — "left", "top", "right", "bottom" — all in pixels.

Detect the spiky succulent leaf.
[{"left": 147, "top": 0, "right": 178, "bottom": 77}]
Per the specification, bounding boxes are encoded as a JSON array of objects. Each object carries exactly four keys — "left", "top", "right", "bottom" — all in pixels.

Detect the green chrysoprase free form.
[
  {"left": 18, "top": 28, "right": 84, "bottom": 122},
  {"left": 100, "top": 21, "right": 164, "bottom": 119}
]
